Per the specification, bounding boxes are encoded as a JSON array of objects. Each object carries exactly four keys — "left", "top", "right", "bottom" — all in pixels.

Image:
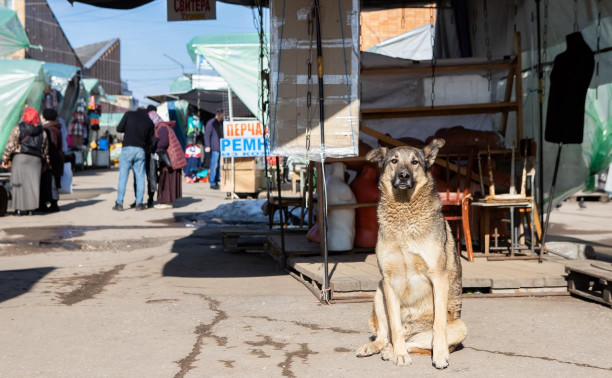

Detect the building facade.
[
  {"left": 3, "top": 0, "right": 123, "bottom": 95},
  {"left": 76, "top": 39, "right": 122, "bottom": 95},
  {"left": 361, "top": 7, "right": 435, "bottom": 51}
]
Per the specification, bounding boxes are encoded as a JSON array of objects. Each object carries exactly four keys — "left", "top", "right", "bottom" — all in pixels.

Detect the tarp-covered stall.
[
  {"left": 0, "top": 59, "right": 44, "bottom": 157},
  {"left": 42, "top": 62, "right": 81, "bottom": 122},
  {"left": 269, "top": 0, "right": 360, "bottom": 160},
  {"left": 187, "top": 33, "right": 267, "bottom": 122},
  {"left": 0, "top": 6, "right": 31, "bottom": 57}
]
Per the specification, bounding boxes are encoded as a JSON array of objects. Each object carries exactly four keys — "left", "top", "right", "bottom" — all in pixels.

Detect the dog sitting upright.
[{"left": 356, "top": 139, "right": 467, "bottom": 369}]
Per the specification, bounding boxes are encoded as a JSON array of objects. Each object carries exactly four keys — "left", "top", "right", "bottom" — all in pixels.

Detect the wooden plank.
[
  {"left": 514, "top": 31, "right": 524, "bottom": 143},
  {"left": 361, "top": 102, "right": 518, "bottom": 119},
  {"left": 326, "top": 156, "right": 366, "bottom": 163},
  {"left": 268, "top": 234, "right": 320, "bottom": 256},
  {"left": 500, "top": 67, "right": 516, "bottom": 136},
  {"left": 361, "top": 124, "right": 488, "bottom": 185},
  {"left": 328, "top": 202, "right": 377, "bottom": 210},
  {"left": 361, "top": 62, "right": 515, "bottom": 76}
]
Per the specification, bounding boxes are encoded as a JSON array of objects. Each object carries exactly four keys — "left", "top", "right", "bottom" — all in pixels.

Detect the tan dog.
[{"left": 356, "top": 139, "right": 467, "bottom": 369}]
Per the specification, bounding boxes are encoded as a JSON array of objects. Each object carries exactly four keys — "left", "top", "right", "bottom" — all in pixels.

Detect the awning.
[
  {"left": 187, "top": 33, "right": 266, "bottom": 120},
  {"left": 0, "top": 6, "right": 34, "bottom": 57},
  {"left": 81, "top": 78, "right": 116, "bottom": 103},
  {"left": 0, "top": 59, "right": 45, "bottom": 157},
  {"left": 67, "top": 1, "right": 439, "bottom": 10},
  {"left": 147, "top": 88, "right": 253, "bottom": 118},
  {"left": 43, "top": 62, "right": 81, "bottom": 121}
]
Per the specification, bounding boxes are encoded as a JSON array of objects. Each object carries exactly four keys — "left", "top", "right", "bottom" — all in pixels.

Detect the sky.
[{"left": 47, "top": 0, "right": 267, "bottom": 105}]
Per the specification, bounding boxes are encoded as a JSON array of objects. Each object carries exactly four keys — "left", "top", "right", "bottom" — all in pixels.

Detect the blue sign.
[{"left": 220, "top": 137, "right": 270, "bottom": 157}]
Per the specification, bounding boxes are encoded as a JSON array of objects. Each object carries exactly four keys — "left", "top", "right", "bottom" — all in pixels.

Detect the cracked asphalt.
[{"left": 1, "top": 169, "right": 611, "bottom": 377}]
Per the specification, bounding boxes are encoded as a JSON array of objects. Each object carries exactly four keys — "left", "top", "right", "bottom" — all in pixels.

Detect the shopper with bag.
[
  {"left": 0, "top": 107, "right": 50, "bottom": 216},
  {"left": 154, "top": 119, "right": 186, "bottom": 209}
]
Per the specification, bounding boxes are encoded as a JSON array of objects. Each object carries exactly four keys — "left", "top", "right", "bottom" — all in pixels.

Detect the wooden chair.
[{"left": 433, "top": 148, "right": 476, "bottom": 261}]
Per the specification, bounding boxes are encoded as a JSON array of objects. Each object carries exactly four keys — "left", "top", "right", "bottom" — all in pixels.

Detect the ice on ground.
[{"left": 197, "top": 199, "right": 279, "bottom": 224}]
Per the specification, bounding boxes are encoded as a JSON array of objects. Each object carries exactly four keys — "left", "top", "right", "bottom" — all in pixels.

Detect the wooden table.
[{"left": 471, "top": 198, "right": 539, "bottom": 260}]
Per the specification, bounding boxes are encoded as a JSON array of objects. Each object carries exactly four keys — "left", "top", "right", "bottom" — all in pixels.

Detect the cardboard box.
[
  {"left": 222, "top": 168, "right": 263, "bottom": 193},
  {"left": 269, "top": 0, "right": 360, "bottom": 160}
]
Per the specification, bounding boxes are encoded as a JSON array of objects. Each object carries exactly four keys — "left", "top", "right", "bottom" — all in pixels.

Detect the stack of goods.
[{"left": 184, "top": 143, "right": 209, "bottom": 183}]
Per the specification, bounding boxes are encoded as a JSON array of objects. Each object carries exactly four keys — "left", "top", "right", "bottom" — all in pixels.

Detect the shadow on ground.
[
  {"left": 163, "top": 225, "right": 286, "bottom": 279},
  {"left": 0, "top": 267, "right": 55, "bottom": 303},
  {"left": 60, "top": 199, "right": 104, "bottom": 212},
  {"left": 171, "top": 196, "right": 201, "bottom": 209}
]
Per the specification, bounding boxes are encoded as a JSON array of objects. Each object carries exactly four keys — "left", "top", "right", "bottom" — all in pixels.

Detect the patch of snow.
[{"left": 197, "top": 199, "right": 279, "bottom": 224}]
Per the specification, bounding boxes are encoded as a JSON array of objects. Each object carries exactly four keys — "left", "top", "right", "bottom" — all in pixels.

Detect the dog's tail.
[
  {"left": 405, "top": 319, "right": 467, "bottom": 354},
  {"left": 369, "top": 310, "right": 378, "bottom": 334}
]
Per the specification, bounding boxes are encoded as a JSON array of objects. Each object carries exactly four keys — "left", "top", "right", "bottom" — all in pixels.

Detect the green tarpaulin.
[
  {"left": 583, "top": 84, "right": 612, "bottom": 191},
  {"left": 0, "top": 59, "right": 44, "bottom": 157},
  {"left": 0, "top": 6, "right": 31, "bottom": 57},
  {"left": 170, "top": 75, "right": 192, "bottom": 94},
  {"left": 43, "top": 62, "right": 81, "bottom": 121},
  {"left": 81, "top": 77, "right": 116, "bottom": 103},
  {"left": 187, "top": 33, "right": 268, "bottom": 121}
]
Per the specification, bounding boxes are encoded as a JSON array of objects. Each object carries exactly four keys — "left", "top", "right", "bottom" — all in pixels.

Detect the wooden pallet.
[
  {"left": 568, "top": 191, "right": 610, "bottom": 203},
  {"left": 221, "top": 228, "right": 304, "bottom": 253},
  {"left": 566, "top": 261, "right": 612, "bottom": 308}
]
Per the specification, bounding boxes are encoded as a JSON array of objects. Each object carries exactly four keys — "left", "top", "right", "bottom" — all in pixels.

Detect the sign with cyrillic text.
[
  {"left": 221, "top": 137, "right": 270, "bottom": 158},
  {"left": 167, "top": 0, "right": 216, "bottom": 22},
  {"left": 223, "top": 121, "right": 264, "bottom": 138}
]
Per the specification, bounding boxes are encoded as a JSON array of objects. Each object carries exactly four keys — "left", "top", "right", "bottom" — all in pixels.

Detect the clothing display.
[{"left": 545, "top": 32, "right": 595, "bottom": 144}]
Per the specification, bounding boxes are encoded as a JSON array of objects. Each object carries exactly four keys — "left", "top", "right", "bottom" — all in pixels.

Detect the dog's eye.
[
  {"left": 391, "top": 158, "right": 398, "bottom": 164},
  {"left": 412, "top": 160, "right": 419, "bottom": 165}
]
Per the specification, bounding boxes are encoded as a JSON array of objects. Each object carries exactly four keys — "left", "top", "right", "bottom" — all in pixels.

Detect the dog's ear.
[
  {"left": 365, "top": 147, "right": 388, "bottom": 164},
  {"left": 423, "top": 139, "right": 445, "bottom": 168}
]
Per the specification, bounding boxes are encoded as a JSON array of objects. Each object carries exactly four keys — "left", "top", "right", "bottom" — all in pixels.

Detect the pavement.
[{"left": 1, "top": 169, "right": 611, "bottom": 377}]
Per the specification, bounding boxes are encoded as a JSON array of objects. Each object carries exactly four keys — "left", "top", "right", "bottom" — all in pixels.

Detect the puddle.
[{"left": 0, "top": 225, "right": 179, "bottom": 255}]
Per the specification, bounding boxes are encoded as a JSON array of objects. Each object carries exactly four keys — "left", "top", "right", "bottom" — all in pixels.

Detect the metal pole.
[
  {"left": 314, "top": 0, "right": 330, "bottom": 303},
  {"left": 257, "top": 2, "right": 273, "bottom": 230},
  {"left": 275, "top": 156, "right": 286, "bottom": 262},
  {"left": 541, "top": 143, "right": 562, "bottom": 263},
  {"left": 535, "top": 0, "right": 545, "bottom": 237},
  {"left": 227, "top": 86, "right": 238, "bottom": 200},
  {"left": 163, "top": 53, "right": 185, "bottom": 75}
]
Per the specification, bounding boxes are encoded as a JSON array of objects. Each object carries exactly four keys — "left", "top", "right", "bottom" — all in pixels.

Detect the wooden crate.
[{"left": 566, "top": 261, "right": 612, "bottom": 308}]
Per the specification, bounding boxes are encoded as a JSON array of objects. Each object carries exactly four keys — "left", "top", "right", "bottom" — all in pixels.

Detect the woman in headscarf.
[
  {"left": 150, "top": 111, "right": 186, "bottom": 209},
  {"left": 39, "top": 108, "right": 65, "bottom": 212},
  {"left": 0, "top": 107, "right": 50, "bottom": 216}
]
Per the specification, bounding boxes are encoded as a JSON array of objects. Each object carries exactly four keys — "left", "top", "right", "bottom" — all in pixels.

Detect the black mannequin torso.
[{"left": 545, "top": 32, "right": 595, "bottom": 144}]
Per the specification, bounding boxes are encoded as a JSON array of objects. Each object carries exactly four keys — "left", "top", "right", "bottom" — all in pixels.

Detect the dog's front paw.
[
  {"left": 432, "top": 350, "right": 449, "bottom": 369},
  {"left": 380, "top": 344, "right": 393, "bottom": 361},
  {"left": 356, "top": 340, "right": 386, "bottom": 357},
  {"left": 393, "top": 352, "right": 412, "bottom": 366}
]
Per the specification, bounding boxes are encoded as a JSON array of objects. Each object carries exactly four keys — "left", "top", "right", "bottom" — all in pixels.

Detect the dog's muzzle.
[{"left": 392, "top": 170, "right": 414, "bottom": 190}]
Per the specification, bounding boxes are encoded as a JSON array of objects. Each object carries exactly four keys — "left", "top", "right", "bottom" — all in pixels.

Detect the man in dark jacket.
[
  {"left": 204, "top": 108, "right": 224, "bottom": 189},
  {"left": 114, "top": 108, "right": 154, "bottom": 211}
]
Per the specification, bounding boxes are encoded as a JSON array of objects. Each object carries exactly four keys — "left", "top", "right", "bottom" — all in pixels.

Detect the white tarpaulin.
[{"left": 367, "top": 24, "right": 433, "bottom": 61}]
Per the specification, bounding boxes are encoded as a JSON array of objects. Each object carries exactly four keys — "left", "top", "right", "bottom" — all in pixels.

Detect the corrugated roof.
[{"left": 75, "top": 38, "right": 119, "bottom": 69}]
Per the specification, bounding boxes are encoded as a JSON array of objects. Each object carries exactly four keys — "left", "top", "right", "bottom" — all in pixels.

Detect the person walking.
[
  {"left": 39, "top": 108, "right": 65, "bottom": 212},
  {"left": 0, "top": 107, "right": 49, "bottom": 216},
  {"left": 153, "top": 118, "right": 186, "bottom": 209},
  {"left": 127, "top": 105, "right": 158, "bottom": 209},
  {"left": 113, "top": 107, "right": 154, "bottom": 211},
  {"left": 204, "top": 108, "right": 224, "bottom": 190}
]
